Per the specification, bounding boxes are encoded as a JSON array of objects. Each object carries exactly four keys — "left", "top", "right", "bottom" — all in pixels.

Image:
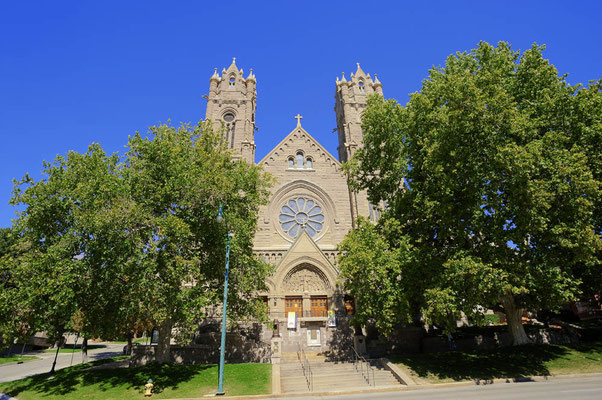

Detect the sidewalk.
[{"left": 163, "top": 372, "right": 602, "bottom": 400}]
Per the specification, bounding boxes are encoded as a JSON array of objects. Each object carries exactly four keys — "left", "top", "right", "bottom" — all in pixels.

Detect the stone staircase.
[{"left": 279, "top": 352, "right": 402, "bottom": 393}]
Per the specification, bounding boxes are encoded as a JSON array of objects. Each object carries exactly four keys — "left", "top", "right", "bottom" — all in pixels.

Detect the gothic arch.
[
  {"left": 274, "top": 256, "right": 338, "bottom": 295},
  {"left": 281, "top": 263, "right": 331, "bottom": 294},
  {"left": 220, "top": 107, "right": 237, "bottom": 119}
]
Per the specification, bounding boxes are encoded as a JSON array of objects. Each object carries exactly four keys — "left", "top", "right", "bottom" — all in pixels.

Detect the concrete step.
[
  {"left": 280, "top": 358, "right": 403, "bottom": 393},
  {"left": 281, "top": 364, "right": 392, "bottom": 373},
  {"left": 281, "top": 371, "right": 396, "bottom": 383},
  {"left": 281, "top": 364, "right": 360, "bottom": 372},
  {"left": 281, "top": 365, "right": 393, "bottom": 374},
  {"left": 282, "top": 383, "right": 374, "bottom": 393}
]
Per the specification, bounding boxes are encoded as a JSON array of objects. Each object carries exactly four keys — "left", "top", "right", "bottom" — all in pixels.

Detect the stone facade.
[{"left": 205, "top": 60, "right": 383, "bottom": 351}]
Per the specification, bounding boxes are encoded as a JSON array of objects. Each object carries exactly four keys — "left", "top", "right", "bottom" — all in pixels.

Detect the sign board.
[
  {"left": 287, "top": 311, "right": 297, "bottom": 329},
  {"left": 327, "top": 310, "right": 336, "bottom": 327}
]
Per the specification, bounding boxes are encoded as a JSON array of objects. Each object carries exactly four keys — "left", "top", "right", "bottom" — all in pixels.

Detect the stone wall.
[
  {"left": 366, "top": 327, "right": 423, "bottom": 357},
  {"left": 130, "top": 342, "right": 271, "bottom": 366},
  {"left": 260, "top": 316, "right": 357, "bottom": 355},
  {"left": 130, "top": 325, "right": 271, "bottom": 366},
  {"left": 366, "top": 326, "right": 581, "bottom": 357}
]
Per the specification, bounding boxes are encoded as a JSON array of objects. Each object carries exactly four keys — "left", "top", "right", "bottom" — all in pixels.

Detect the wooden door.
[
  {"left": 285, "top": 297, "right": 303, "bottom": 317},
  {"left": 310, "top": 297, "right": 327, "bottom": 317}
]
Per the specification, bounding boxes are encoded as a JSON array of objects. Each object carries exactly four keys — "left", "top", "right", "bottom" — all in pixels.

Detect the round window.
[
  {"left": 223, "top": 113, "right": 235, "bottom": 122},
  {"left": 279, "top": 197, "right": 325, "bottom": 238}
]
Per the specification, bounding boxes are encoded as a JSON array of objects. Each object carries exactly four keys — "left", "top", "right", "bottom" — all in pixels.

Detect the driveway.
[{"left": 0, "top": 343, "right": 124, "bottom": 383}]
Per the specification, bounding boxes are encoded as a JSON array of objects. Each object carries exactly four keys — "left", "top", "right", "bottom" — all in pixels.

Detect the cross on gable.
[{"left": 294, "top": 114, "right": 303, "bottom": 127}]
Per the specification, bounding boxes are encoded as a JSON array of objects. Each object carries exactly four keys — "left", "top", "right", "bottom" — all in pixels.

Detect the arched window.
[
  {"left": 306, "top": 157, "right": 313, "bottom": 169},
  {"left": 223, "top": 113, "right": 235, "bottom": 148},
  {"left": 288, "top": 157, "right": 294, "bottom": 168},
  {"left": 358, "top": 81, "right": 365, "bottom": 93},
  {"left": 229, "top": 75, "right": 236, "bottom": 87},
  {"left": 296, "top": 152, "right": 304, "bottom": 168}
]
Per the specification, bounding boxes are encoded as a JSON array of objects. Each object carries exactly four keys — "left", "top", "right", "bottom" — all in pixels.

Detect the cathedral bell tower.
[
  {"left": 335, "top": 64, "right": 383, "bottom": 225},
  {"left": 334, "top": 63, "right": 383, "bottom": 163},
  {"left": 205, "top": 58, "right": 257, "bottom": 163}
]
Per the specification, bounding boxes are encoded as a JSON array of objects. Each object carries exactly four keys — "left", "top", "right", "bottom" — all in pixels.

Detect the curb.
[{"left": 162, "top": 372, "right": 602, "bottom": 399}]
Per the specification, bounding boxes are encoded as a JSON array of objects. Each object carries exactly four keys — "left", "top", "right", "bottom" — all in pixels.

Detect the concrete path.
[
  {"left": 0, "top": 343, "right": 123, "bottom": 383},
  {"left": 268, "top": 375, "right": 602, "bottom": 400}
]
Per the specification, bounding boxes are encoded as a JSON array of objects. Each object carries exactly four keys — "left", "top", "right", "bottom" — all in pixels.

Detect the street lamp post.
[{"left": 216, "top": 204, "right": 231, "bottom": 396}]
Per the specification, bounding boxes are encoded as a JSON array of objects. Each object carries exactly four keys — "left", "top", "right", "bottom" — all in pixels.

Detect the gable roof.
[
  {"left": 276, "top": 227, "right": 337, "bottom": 271},
  {"left": 258, "top": 123, "right": 342, "bottom": 171}
]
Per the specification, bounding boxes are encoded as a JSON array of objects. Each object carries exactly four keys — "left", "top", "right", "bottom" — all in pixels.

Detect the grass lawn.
[
  {"left": 0, "top": 357, "right": 271, "bottom": 400},
  {"left": 44, "top": 344, "right": 107, "bottom": 354},
  {"left": 110, "top": 338, "right": 150, "bottom": 345},
  {"left": 391, "top": 342, "right": 602, "bottom": 384},
  {"left": 0, "top": 355, "right": 38, "bottom": 365}
]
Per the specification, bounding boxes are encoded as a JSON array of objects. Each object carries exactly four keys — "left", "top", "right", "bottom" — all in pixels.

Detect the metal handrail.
[
  {"left": 297, "top": 343, "right": 313, "bottom": 391},
  {"left": 350, "top": 345, "right": 375, "bottom": 386}
]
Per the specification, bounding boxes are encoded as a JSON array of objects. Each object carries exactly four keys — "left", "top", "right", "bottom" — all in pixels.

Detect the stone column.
[
  {"left": 302, "top": 293, "right": 310, "bottom": 318},
  {"left": 354, "top": 334, "right": 367, "bottom": 355},
  {"left": 270, "top": 328, "right": 282, "bottom": 394},
  {"left": 270, "top": 334, "right": 282, "bottom": 364},
  {"left": 274, "top": 296, "right": 284, "bottom": 318}
]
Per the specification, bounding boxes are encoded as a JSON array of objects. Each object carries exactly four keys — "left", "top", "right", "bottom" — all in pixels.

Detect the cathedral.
[{"left": 205, "top": 59, "right": 383, "bottom": 351}]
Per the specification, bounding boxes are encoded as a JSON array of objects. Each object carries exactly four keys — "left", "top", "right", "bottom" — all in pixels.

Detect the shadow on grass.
[
  {"left": 1, "top": 357, "right": 210, "bottom": 398},
  {"left": 390, "top": 342, "right": 602, "bottom": 382}
]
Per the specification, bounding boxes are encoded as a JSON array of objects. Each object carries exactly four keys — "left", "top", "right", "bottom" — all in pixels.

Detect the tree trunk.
[
  {"left": 50, "top": 341, "right": 61, "bottom": 374},
  {"left": 81, "top": 338, "right": 88, "bottom": 364},
  {"left": 127, "top": 332, "right": 133, "bottom": 355},
  {"left": 155, "top": 320, "right": 172, "bottom": 364},
  {"left": 502, "top": 295, "right": 531, "bottom": 345}
]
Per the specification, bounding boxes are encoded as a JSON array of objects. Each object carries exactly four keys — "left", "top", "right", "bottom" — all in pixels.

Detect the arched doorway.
[{"left": 280, "top": 263, "right": 332, "bottom": 348}]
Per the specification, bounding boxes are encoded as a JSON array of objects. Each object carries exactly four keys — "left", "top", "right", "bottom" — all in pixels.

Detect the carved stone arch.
[
  {"left": 220, "top": 107, "right": 237, "bottom": 119},
  {"left": 265, "top": 277, "right": 276, "bottom": 292},
  {"left": 281, "top": 263, "right": 330, "bottom": 294},
  {"left": 275, "top": 257, "right": 337, "bottom": 295}
]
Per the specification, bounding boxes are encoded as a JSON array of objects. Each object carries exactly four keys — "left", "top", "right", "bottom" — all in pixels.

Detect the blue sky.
[{"left": 1, "top": 1, "right": 600, "bottom": 227}]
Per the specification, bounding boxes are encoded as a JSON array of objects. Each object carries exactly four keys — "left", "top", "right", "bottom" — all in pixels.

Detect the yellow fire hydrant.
[{"left": 144, "top": 379, "right": 154, "bottom": 397}]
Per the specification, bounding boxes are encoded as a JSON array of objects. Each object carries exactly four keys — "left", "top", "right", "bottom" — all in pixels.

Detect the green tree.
[
  {"left": 0, "top": 227, "right": 20, "bottom": 350},
  {"left": 2, "top": 144, "right": 130, "bottom": 370},
  {"left": 337, "top": 217, "right": 415, "bottom": 334},
  {"left": 120, "top": 121, "right": 272, "bottom": 362},
  {"left": 569, "top": 79, "right": 602, "bottom": 298},
  {"left": 2, "top": 120, "right": 272, "bottom": 365},
  {"left": 344, "top": 42, "right": 601, "bottom": 344}
]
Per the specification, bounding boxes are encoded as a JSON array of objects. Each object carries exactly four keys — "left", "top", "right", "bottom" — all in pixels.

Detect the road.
[
  {"left": 0, "top": 343, "right": 123, "bottom": 383},
  {"left": 272, "top": 376, "right": 602, "bottom": 400}
]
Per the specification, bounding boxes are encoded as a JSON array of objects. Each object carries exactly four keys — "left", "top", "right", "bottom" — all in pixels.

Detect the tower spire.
[{"left": 205, "top": 59, "right": 257, "bottom": 163}]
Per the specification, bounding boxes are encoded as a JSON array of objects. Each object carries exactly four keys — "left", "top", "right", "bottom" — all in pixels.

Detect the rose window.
[{"left": 279, "top": 197, "right": 325, "bottom": 238}]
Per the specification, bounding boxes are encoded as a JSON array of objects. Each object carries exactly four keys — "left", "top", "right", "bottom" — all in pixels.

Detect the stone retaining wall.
[
  {"left": 366, "top": 326, "right": 581, "bottom": 357},
  {"left": 130, "top": 327, "right": 271, "bottom": 366}
]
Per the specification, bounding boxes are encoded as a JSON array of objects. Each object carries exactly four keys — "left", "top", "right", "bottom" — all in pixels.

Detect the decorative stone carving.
[{"left": 282, "top": 266, "right": 329, "bottom": 293}]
